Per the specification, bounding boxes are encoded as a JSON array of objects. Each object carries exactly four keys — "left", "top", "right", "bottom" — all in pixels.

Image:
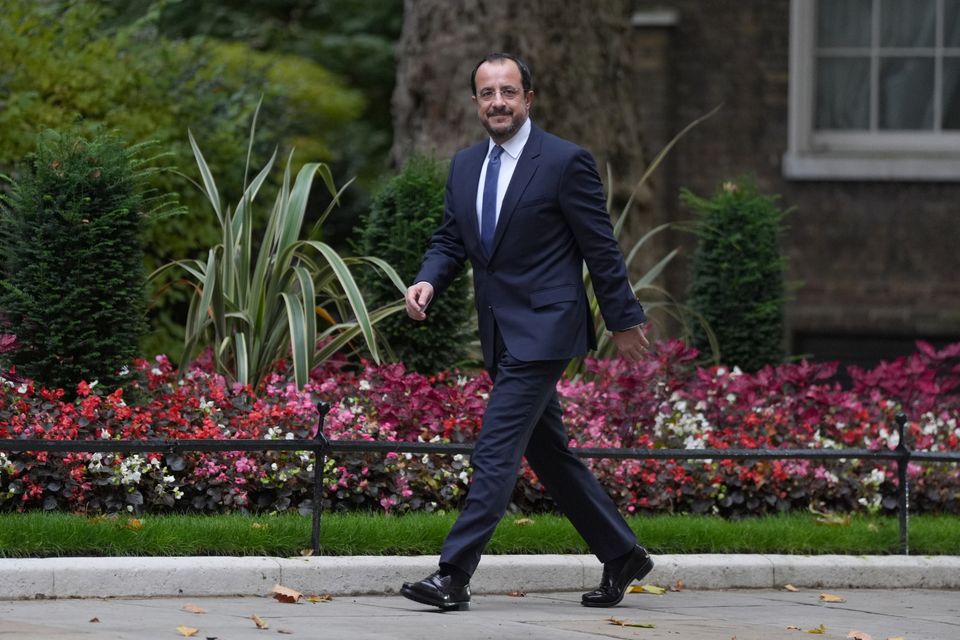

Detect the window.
[{"left": 784, "top": 0, "right": 960, "bottom": 180}]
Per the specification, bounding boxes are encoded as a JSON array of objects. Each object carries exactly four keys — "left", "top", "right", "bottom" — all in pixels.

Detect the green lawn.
[{"left": 0, "top": 511, "right": 956, "bottom": 558}]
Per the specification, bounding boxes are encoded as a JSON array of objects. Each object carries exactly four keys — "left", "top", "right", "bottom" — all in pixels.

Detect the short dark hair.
[{"left": 470, "top": 53, "right": 533, "bottom": 96}]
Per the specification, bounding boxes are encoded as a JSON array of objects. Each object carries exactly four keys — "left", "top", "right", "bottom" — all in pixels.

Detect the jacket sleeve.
[
  {"left": 557, "top": 148, "right": 647, "bottom": 331},
  {"left": 414, "top": 154, "right": 468, "bottom": 296}
]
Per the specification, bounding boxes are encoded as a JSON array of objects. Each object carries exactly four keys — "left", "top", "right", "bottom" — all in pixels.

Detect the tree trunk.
[
  {"left": 391, "top": 0, "right": 651, "bottom": 202},
  {"left": 392, "top": 0, "right": 674, "bottom": 308}
]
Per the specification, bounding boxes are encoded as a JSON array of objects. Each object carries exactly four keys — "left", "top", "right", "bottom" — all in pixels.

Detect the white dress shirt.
[{"left": 476, "top": 117, "right": 532, "bottom": 234}]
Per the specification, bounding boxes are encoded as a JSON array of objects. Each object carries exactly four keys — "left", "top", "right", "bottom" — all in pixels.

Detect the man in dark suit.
[{"left": 400, "top": 53, "right": 653, "bottom": 611}]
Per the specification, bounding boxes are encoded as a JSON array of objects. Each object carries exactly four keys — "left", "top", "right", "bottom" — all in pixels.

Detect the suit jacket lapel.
[{"left": 490, "top": 125, "right": 542, "bottom": 258}]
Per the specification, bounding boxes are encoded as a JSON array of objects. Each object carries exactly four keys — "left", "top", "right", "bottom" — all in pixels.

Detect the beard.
[{"left": 480, "top": 107, "right": 527, "bottom": 141}]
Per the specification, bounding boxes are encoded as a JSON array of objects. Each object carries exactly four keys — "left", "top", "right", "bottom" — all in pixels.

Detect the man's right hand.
[{"left": 405, "top": 282, "right": 435, "bottom": 321}]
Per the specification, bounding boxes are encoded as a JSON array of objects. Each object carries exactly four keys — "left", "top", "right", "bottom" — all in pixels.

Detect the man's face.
[{"left": 472, "top": 60, "right": 534, "bottom": 143}]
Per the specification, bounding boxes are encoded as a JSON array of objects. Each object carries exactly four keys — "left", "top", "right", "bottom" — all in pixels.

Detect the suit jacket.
[{"left": 415, "top": 124, "right": 646, "bottom": 370}]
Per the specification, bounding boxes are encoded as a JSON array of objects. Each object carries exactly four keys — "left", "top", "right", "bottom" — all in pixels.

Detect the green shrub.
[
  {"left": 0, "top": 130, "right": 152, "bottom": 393},
  {"left": 682, "top": 179, "right": 787, "bottom": 371},
  {"left": 356, "top": 156, "right": 474, "bottom": 373},
  {"left": 0, "top": 0, "right": 364, "bottom": 360}
]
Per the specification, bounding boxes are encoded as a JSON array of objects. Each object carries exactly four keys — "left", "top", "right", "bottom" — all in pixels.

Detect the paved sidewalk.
[{"left": 1, "top": 588, "right": 957, "bottom": 640}]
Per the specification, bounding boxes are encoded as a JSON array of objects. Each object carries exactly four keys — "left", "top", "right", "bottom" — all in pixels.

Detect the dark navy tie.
[{"left": 481, "top": 145, "right": 504, "bottom": 256}]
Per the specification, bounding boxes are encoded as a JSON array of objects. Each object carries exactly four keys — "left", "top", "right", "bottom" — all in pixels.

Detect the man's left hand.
[{"left": 609, "top": 325, "right": 649, "bottom": 362}]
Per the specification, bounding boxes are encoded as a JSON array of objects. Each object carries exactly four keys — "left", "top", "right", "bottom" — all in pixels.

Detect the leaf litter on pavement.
[{"left": 607, "top": 617, "right": 656, "bottom": 629}]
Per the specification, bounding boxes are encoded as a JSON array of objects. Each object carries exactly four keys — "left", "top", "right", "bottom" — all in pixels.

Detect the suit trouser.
[{"left": 439, "top": 329, "right": 636, "bottom": 577}]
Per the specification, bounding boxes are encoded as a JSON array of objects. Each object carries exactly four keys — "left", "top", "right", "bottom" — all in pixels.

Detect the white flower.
[
  {"left": 16, "top": 383, "right": 27, "bottom": 394},
  {"left": 866, "top": 468, "right": 886, "bottom": 486},
  {"left": 725, "top": 394, "right": 736, "bottom": 403},
  {"left": 285, "top": 432, "right": 295, "bottom": 440},
  {"left": 99, "top": 429, "right": 111, "bottom": 440},
  {"left": 359, "top": 379, "right": 371, "bottom": 391}
]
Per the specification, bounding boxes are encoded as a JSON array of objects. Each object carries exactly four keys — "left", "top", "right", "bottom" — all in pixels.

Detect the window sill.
[{"left": 782, "top": 152, "right": 960, "bottom": 182}]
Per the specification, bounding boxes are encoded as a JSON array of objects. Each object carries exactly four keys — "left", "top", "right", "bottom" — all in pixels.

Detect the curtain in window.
[{"left": 815, "top": 0, "right": 944, "bottom": 131}]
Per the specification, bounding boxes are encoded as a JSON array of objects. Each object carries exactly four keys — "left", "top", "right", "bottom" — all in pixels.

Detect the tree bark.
[{"left": 391, "top": 0, "right": 652, "bottom": 206}]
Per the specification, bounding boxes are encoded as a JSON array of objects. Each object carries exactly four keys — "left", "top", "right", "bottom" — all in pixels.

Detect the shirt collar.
[{"left": 489, "top": 118, "right": 532, "bottom": 160}]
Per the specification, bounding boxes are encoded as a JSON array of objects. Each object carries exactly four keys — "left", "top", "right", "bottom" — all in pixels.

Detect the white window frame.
[{"left": 783, "top": 0, "right": 960, "bottom": 181}]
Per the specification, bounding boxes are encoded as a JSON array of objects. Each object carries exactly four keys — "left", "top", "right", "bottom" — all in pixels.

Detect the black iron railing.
[{"left": 2, "top": 405, "right": 958, "bottom": 555}]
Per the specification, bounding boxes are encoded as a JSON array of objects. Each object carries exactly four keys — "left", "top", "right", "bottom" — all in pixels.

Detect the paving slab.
[{"left": 0, "top": 588, "right": 957, "bottom": 640}]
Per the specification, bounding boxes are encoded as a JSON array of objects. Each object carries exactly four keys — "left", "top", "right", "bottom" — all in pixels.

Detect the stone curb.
[{"left": 1, "top": 554, "right": 958, "bottom": 600}]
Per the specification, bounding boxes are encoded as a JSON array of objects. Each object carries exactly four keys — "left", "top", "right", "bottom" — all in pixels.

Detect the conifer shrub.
[
  {"left": 682, "top": 179, "right": 787, "bottom": 371},
  {"left": 0, "top": 130, "right": 151, "bottom": 393},
  {"left": 357, "top": 156, "right": 474, "bottom": 373}
]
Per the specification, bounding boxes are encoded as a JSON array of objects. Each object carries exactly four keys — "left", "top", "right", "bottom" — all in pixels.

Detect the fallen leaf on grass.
[
  {"left": 783, "top": 584, "right": 800, "bottom": 592},
  {"left": 804, "top": 624, "right": 827, "bottom": 634},
  {"left": 300, "top": 549, "right": 313, "bottom": 557},
  {"left": 89, "top": 617, "right": 100, "bottom": 623},
  {"left": 271, "top": 584, "right": 303, "bottom": 603},
  {"left": 251, "top": 522, "right": 267, "bottom": 529},
  {"left": 628, "top": 584, "right": 667, "bottom": 595},
  {"left": 122, "top": 518, "right": 144, "bottom": 531},
  {"left": 607, "top": 617, "right": 656, "bottom": 629},
  {"left": 176, "top": 626, "right": 199, "bottom": 637},
  {"left": 671, "top": 578, "right": 684, "bottom": 592},
  {"left": 307, "top": 593, "right": 332, "bottom": 603},
  {"left": 513, "top": 518, "right": 534, "bottom": 526},
  {"left": 847, "top": 631, "right": 873, "bottom": 640},
  {"left": 819, "top": 592, "right": 846, "bottom": 603},
  {"left": 250, "top": 614, "right": 269, "bottom": 630},
  {"left": 182, "top": 604, "right": 207, "bottom": 614},
  {"left": 809, "top": 505, "right": 850, "bottom": 527},
  {"left": 507, "top": 590, "right": 526, "bottom": 597}
]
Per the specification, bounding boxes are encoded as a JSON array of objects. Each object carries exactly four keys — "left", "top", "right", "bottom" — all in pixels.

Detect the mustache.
[{"left": 486, "top": 107, "right": 513, "bottom": 116}]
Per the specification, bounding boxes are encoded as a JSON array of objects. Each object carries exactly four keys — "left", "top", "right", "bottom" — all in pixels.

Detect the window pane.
[
  {"left": 879, "top": 57, "right": 934, "bottom": 129},
  {"left": 946, "top": 0, "right": 960, "bottom": 47},
  {"left": 816, "top": 57, "right": 870, "bottom": 129},
  {"left": 944, "top": 58, "right": 960, "bottom": 129},
  {"left": 880, "top": 0, "right": 936, "bottom": 48},
  {"left": 817, "top": 0, "right": 872, "bottom": 48}
]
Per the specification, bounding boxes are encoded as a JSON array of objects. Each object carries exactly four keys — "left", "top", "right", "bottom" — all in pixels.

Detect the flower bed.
[{"left": 1, "top": 341, "right": 958, "bottom": 517}]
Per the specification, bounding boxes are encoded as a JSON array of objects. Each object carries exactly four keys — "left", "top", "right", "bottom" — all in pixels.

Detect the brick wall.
[{"left": 634, "top": 0, "right": 960, "bottom": 364}]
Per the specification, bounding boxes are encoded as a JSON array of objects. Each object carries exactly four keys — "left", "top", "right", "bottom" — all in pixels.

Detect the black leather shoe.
[
  {"left": 581, "top": 545, "right": 654, "bottom": 607},
  {"left": 401, "top": 570, "right": 471, "bottom": 611}
]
